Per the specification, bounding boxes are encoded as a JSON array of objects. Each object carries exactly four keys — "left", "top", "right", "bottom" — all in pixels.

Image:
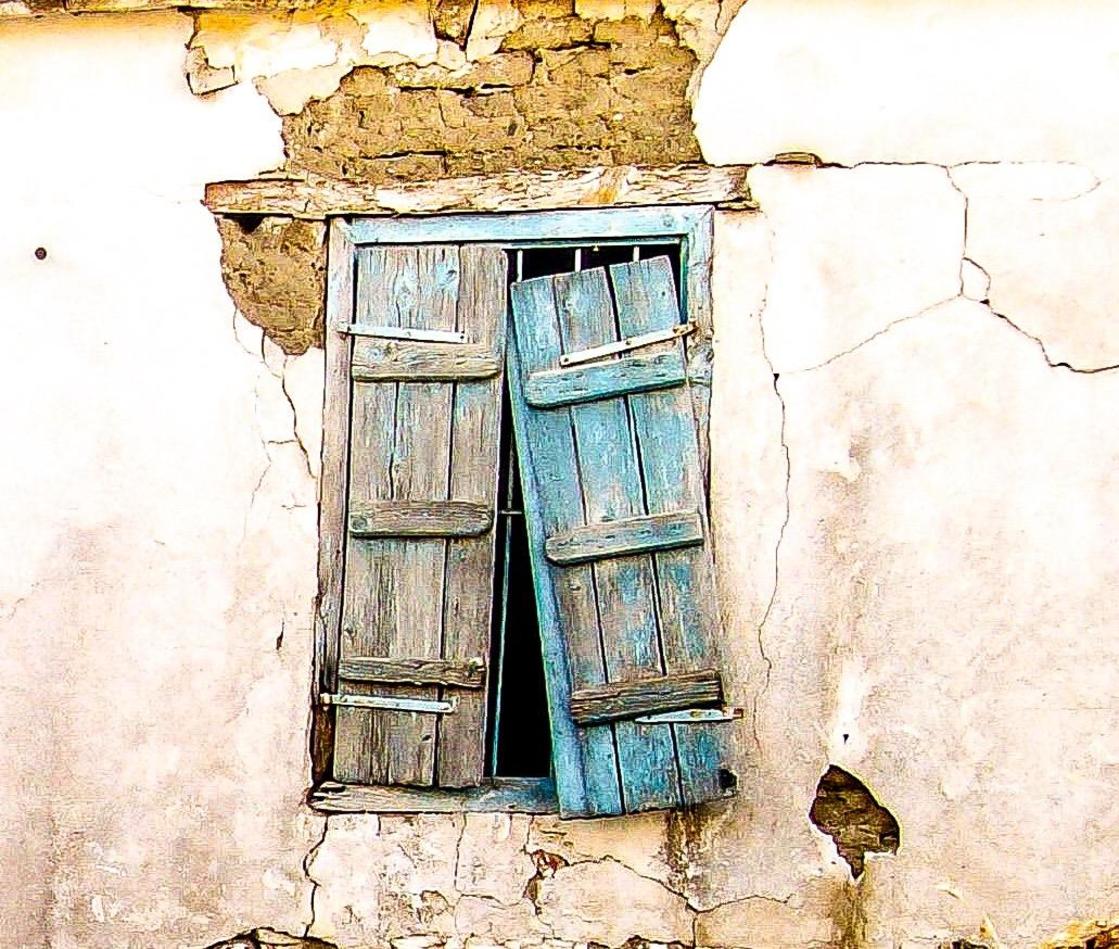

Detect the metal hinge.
[
  {"left": 321, "top": 693, "right": 457, "bottom": 714},
  {"left": 559, "top": 321, "right": 696, "bottom": 367},
  {"left": 634, "top": 706, "right": 743, "bottom": 724}
]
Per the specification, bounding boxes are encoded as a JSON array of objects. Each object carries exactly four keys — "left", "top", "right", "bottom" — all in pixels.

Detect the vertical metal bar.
[
  {"left": 574, "top": 248, "right": 582, "bottom": 272},
  {"left": 516, "top": 249, "right": 524, "bottom": 282},
  {"left": 633, "top": 246, "right": 641, "bottom": 262},
  {"left": 489, "top": 435, "right": 517, "bottom": 776}
]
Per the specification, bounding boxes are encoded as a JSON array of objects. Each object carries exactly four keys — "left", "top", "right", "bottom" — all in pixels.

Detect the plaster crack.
[
  {"left": 985, "top": 304, "right": 1119, "bottom": 374},
  {"left": 281, "top": 362, "right": 315, "bottom": 480},
  {"left": 753, "top": 261, "right": 785, "bottom": 756},
  {"left": 791, "top": 294, "right": 962, "bottom": 374},
  {"left": 302, "top": 817, "right": 330, "bottom": 939}
]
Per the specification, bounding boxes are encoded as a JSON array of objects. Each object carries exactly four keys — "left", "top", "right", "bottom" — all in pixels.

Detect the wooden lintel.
[
  {"left": 569, "top": 669, "right": 723, "bottom": 726},
  {"left": 339, "top": 656, "right": 486, "bottom": 689},
  {"left": 204, "top": 164, "right": 757, "bottom": 220}
]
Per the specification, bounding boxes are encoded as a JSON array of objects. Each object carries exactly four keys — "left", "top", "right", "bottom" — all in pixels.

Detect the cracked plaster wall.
[{"left": 4, "top": 1, "right": 1119, "bottom": 948}]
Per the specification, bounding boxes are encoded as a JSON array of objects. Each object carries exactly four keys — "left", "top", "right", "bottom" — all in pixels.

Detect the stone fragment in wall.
[
  {"left": 433, "top": 0, "right": 475, "bottom": 42},
  {"left": 216, "top": 216, "right": 326, "bottom": 355},
  {"left": 953, "top": 163, "right": 1119, "bottom": 371},
  {"left": 186, "top": 45, "right": 238, "bottom": 95},
  {"left": 282, "top": 9, "right": 700, "bottom": 183},
  {"left": 576, "top": 0, "right": 657, "bottom": 21},
  {"left": 534, "top": 860, "right": 693, "bottom": 945},
  {"left": 808, "top": 766, "right": 899, "bottom": 879},
  {"left": 503, "top": 13, "right": 594, "bottom": 50},
  {"left": 747, "top": 164, "right": 963, "bottom": 373},
  {"left": 465, "top": 0, "right": 522, "bottom": 60}
]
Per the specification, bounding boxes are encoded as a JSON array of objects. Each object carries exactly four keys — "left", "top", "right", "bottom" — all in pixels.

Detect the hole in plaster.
[
  {"left": 34, "top": 247, "right": 47, "bottom": 260},
  {"left": 717, "top": 768, "right": 737, "bottom": 792},
  {"left": 809, "top": 765, "right": 899, "bottom": 879}
]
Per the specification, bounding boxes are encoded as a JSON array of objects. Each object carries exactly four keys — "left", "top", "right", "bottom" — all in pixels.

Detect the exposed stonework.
[
  {"left": 217, "top": 215, "right": 326, "bottom": 355},
  {"left": 808, "top": 766, "right": 899, "bottom": 879},
  {"left": 281, "top": 5, "right": 701, "bottom": 182},
  {"left": 208, "top": 928, "right": 337, "bottom": 949}
]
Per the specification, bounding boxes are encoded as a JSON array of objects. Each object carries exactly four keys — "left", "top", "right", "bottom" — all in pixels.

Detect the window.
[{"left": 312, "top": 208, "right": 736, "bottom": 818}]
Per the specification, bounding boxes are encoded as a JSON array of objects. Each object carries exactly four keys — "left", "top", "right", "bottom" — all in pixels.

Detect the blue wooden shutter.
[
  {"left": 508, "top": 256, "right": 733, "bottom": 818},
  {"left": 332, "top": 244, "right": 506, "bottom": 789}
]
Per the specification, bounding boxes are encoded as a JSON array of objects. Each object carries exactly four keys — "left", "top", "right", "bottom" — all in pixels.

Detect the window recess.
[{"left": 312, "top": 208, "right": 736, "bottom": 818}]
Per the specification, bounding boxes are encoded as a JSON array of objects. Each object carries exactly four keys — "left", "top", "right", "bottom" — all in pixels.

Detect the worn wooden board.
[
  {"left": 311, "top": 778, "right": 558, "bottom": 815},
  {"left": 524, "top": 350, "right": 686, "bottom": 408},
  {"left": 544, "top": 509, "right": 703, "bottom": 565},
  {"left": 351, "top": 341, "right": 501, "bottom": 382},
  {"left": 338, "top": 657, "right": 486, "bottom": 689},
  {"left": 610, "top": 256, "right": 730, "bottom": 805},
  {"left": 204, "top": 165, "right": 755, "bottom": 219},
  {"left": 437, "top": 245, "right": 506, "bottom": 788},
  {"left": 348, "top": 500, "right": 493, "bottom": 537},
  {"left": 570, "top": 670, "right": 722, "bottom": 725}
]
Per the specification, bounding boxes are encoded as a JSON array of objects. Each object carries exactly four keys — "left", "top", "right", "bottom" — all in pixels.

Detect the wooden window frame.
[{"left": 311, "top": 205, "right": 715, "bottom": 815}]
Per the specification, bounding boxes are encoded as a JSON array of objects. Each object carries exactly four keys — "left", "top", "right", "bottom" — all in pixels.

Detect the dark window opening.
[{"left": 484, "top": 240, "right": 684, "bottom": 779}]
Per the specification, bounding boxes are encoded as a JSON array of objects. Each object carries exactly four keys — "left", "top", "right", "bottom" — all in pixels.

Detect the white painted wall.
[{"left": 2, "top": 2, "right": 1118, "bottom": 947}]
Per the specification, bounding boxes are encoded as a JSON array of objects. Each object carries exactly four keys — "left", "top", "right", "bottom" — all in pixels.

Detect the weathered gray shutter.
[
  {"left": 508, "top": 257, "right": 733, "bottom": 818},
  {"left": 332, "top": 244, "right": 506, "bottom": 788}
]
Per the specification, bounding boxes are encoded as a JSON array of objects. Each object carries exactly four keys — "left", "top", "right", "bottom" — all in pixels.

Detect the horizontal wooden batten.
[
  {"left": 569, "top": 669, "right": 723, "bottom": 726},
  {"left": 525, "top": 350, "right": 686, "bottom": 408},
  {"left": 544, "top": 509, "right": 704, "bottom": 565},
  {"left": 349, "top": 501, "right": 493, "bottom": 538},
  {"left": 204, "top": 164, "right": 756, "bottom": 220},
  {"left": 351, "top": 340, "right": 501, "bottom": 382},
  {"left": 310, "top": 778, "right": 558, "bottom": 814},
  {"left": 339, "top": 656, "right": 486, "bottom": 689}
]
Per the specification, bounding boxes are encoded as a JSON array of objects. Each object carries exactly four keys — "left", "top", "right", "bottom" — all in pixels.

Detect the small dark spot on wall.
[{"left": 809, "top": 765, "right": 900, "bottom": 879}]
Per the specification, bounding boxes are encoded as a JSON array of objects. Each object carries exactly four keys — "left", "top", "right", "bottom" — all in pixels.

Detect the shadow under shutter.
[
  {"left": 332, "top": 244, "right": 506, "bottom": 789},
  {"left": 508, "top": 256, "right": 733, "bottom": 818}
]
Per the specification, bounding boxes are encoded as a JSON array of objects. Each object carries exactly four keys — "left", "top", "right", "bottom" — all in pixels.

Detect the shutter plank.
[
  {"left": 380, "top": 245, "right": 458, "bottom": 786},
  {"left": 509, "top": 277, "right": 622, "bottom": 818},
  {"left": 335, "top": 247, "right": 404, "bottom": 784},
  {"left": 610, "top": 256, "right": 729, "bottom": 805},
  {"left": 437, "top": 245, "right": 507, "bottom": 787},
  {"left": 553, "top": 269, "right": 681, "bottom": 813}
]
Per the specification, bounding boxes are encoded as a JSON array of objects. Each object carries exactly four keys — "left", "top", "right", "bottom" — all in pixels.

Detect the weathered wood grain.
[
  {"left": 553, "top": 267, "right": 680, "bottom": 813},
  {"left": 351, "top": 341, "right": 501, "bottom": 382},
  {"left": 437, "top": 245, "right": 506, "bottom": 788},
  {"left": 544, "top": 509, "right": 704, "bottom": 565},
  {"left": 313, "top": 220, "right": 356, "bottom": 782},
  {"left": 311, "top": 778, "right": 558, "bottom": 815},
  {"left": 347, "top": 500, "right": 493, "bottom": 538},
  {"left": 338, "top": 657, "right": 486, "bottom": 689},
  {"left": 570, "top": 670, "right": 723, "bottom": 726},
  {"left": 611, "top": 256, "right": 731, "bottom": 805},
  {"left": 524, "top": 350, "right": 686, "bottom": 408},
  {"left": 204, "top": 165, "right": 755, "bottom": 219}
]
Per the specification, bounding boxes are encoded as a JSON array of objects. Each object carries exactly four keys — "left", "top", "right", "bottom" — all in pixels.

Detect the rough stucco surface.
[{"left": 0, "top": 13, "right": 324, "bottom": 947}]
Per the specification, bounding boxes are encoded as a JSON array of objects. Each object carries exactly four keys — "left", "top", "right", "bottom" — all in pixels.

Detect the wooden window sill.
[{"left": 309, "top": 777, "right": 558, "bottom": 814}]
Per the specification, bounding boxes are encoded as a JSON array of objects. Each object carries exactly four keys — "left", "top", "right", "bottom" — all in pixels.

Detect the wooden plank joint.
[
  {"left": 569, "top": 669, "right": 723, "bottom": 726},
  {"left": 544, "top": 509, "right": 703, "bottom": 565}
]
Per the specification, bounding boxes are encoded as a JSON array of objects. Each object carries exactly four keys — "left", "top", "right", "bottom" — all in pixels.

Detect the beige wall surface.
[{"left": 2, "top": 2, "right": 1119, "bottom": 948}]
